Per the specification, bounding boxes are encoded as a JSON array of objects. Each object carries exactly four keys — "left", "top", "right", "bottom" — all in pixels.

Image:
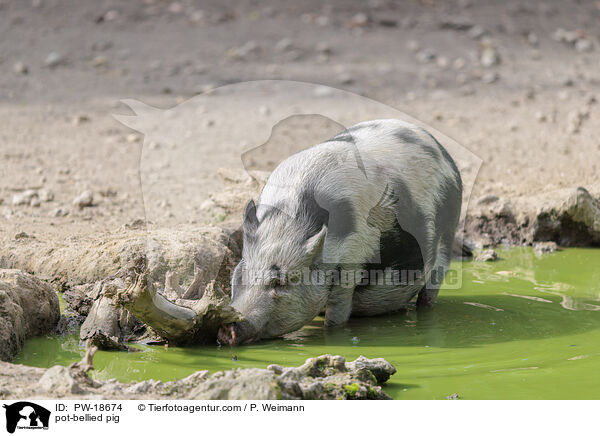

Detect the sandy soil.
[{"left": 1, "top": 0, "right": 599, "bottom": 250}]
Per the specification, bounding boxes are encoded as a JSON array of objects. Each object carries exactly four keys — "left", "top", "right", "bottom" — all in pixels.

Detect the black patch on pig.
[
  {"left": 420, "top": 129, "right": 462, "bottom": 189},
  {"left": 394, "top": 128, "right": 441, "bottom": 162},
  {"left": 372, "top": 218, "right": 425, "bottom": 273},
  {"left": 388, "top": 175, "right": 429, "bottom": 267}
]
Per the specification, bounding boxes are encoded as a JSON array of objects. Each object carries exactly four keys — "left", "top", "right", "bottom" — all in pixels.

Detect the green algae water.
[{"left": 15, "top": 247, "right": 600, "bottom": 399}]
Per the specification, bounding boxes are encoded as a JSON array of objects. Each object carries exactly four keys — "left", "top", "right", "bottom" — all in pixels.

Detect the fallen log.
[{"left": 114, "top": 271, "right": 242, "bottom": 345}]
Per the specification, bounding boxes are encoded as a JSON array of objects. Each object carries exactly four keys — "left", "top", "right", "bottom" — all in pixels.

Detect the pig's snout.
[
  {"left": 217, "top": 324, "right": 238, "bottom": 346},
  {"left": 217, "top": 320, "right": 257, "bottom": 346}
]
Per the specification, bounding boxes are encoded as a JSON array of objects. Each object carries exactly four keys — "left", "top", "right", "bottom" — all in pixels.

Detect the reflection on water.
[{"left": 15, "top": 247, "right": 600, "bottom": 399}]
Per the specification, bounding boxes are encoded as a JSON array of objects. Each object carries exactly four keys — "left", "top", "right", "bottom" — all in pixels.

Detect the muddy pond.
[{"left": 15, "top": 247, "right": 600, "bottom": 400}]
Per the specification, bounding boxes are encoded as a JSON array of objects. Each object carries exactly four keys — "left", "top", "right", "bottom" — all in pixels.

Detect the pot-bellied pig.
[{"left": 218, "top": 119, "right": 462, "bottom": 345}]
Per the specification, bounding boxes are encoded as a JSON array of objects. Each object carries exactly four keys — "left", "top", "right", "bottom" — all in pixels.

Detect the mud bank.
[{"left": 0, "top": 353, "right": 395, "bottom": 400}]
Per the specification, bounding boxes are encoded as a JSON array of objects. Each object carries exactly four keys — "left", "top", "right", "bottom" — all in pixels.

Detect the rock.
[
  {"left": 468, "top": 24, "right": 485, "bottom": 39},
  {"left": 345, "top": 355, "right": 396, "bottom": 384},
  {"left": 44, "top": 51, "right": 64, "bottom": 68},
  {"left": 50, "top": 207, "right": 69, "bottom": 217},
  {"left": 493, "top": 201, "right": 514, "bottom": 219},
  {"left": 12, "top": 190, "right": 38, "bottom": 206},
  {"left": 125, "top": 133, "right": 141, "bottom": 143},
  {"left": 73, "top": 190, "right": 93, "bottom": 209},
  {"left": 575, "top": 38, "right": 593, "bottom": 53},
  {"left": 91, "top": 55, "right": 108, "bottom": 68},
  {"left": 14, "top": 232, "right": 32, "bottom": 240},
  {"left": 477, "top": 194, "right": 499, "bottom": 205},
  {"left": 37, "top": 366, "right": 83, "bottom": 395},
  {"left": 416, "top": 49, "right": 436, "bottom": 63},
  {"left": 480, "top": 44, "right": 500, "bottom": 67},
  {"left": 315, "top": 41, "right": 332, "bottom": 55},
  {"left": 102, "top": 9, "right": 120, "bottom": 22},
  {"left": 533, "top": 241, "right": 558, "bottom": 254},
  {"left": 0, "top": 354, "right": 394, "bottom": 400},
  {"left": 190, "top": 368, "right": 280, "bottom": 400},
  {"left": 13, "top": 62, "right": 28, "bottom": 75},
  {"left": 446, "top": 393, "right": 460, "bottom": 400},
  {"left": 0, "top": 269, "right": 60, "bottom": 361},
  {"left": 190, "top": 355, "right": 394, "bottom": 400},
  {"left": 554, "top": 28, "right": 594, "bottom": 52},
  {"left": 566, "top": 108, "right": 589, "bottom": 134},
  {"left": 274, "top": 38, "right": 293, "bottom": 53},
  {"left": 475, "top": 249, "right": 498, "bottom": 262},
  {"left": 439, "top": 17, "right": 473, "bottom": 31},
  {"left": 38, "top": 189, "right": 54, "bottom": 202},
  {"left": 406, "top": 40, "right": 420, "bottom": 52},
  {"left": 349, "top": 13, "right": 369, "bottom": 27},
  {"left": 533, "top": 187, "right": 600, "bottom": 245},
  {"left": 482, "top": 71, "right": 499, "bottom": 84},
  {"left": 527, "top": 32, "right": 539, "bottom": 46}
]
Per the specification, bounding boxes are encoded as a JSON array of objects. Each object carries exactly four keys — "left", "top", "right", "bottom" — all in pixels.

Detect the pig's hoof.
[{"left": 416, "top": 293, "right": 435, "bottom": 311}]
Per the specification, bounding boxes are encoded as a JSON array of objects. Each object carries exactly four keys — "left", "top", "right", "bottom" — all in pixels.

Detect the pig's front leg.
[{"left": 324, "top": 284, "right": 355, "bottom": 326}]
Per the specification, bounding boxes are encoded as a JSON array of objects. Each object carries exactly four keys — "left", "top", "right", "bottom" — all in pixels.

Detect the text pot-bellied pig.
[{"left": 218, "top": 119, "right": 462, "bottom": 345}]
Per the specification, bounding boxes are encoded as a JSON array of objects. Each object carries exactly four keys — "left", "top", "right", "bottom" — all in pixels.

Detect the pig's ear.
[
  {"left": 305, "top": 225, "right": 327, "bottom": 261},
  {"left": 243, "top": 200, "right": 259, "bottom": 236}
]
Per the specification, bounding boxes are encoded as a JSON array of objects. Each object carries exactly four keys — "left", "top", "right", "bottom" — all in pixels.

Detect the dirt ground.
[{"left": 1, "top": 0, "right": 599, "bottom": 251}]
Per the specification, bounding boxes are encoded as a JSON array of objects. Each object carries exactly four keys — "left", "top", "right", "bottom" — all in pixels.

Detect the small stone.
[
  {"left": 480, "top": 46, "right": 500, "bottom": 67},
  {"left": 37, "top": 366, "right": 84, "bottom": 395},
  {"left": 315, "top": 41, "right": 332, "bottom": 54},
  {"left": 72, "top": 114, "right": 90, "bottom": 125},
  {"left": 535, "top": 112, "right": 547, "bottom": 122},
  {"left": 103, "top": 9, "right": 119, "bottom": 22},
  {"left": 468, "top": 25, "right": 485, "bottom": 39},
  {"left": 567, "top": 108, "right": 590, "bottom": 134},
  {"left": 453, "top": 57, "right": 466, "bottom": 70},
  {"left": 92, "top": 55, "right": 108, "bottom": 68},
  {"left": 482, "top": 71, "right": 498, "bottom": 84},
  {"left": 575, "top": 38, "right": 593, "bottom": 53},
  {"left": 349, "top": 12, "right": 369, "bottom": 27},
  {"left": 30, "top": 197, "right": 41, "bottom": 207},
  {"left": 13, "top": 62, "right": 28, "bottom": 75},
  {"left": 527, "top": 32, "right": 539, "bottom": 46},
  {"left": 12, "top": 190, "right": 38, "bottom": 206},
  {"left": 477, "top": 194, "right": 499, "bottom": 205},
  {"left": 446, "top": 393, "right": 460, "bottom": 400},
  {"left": 494, "top": 201, "right": 514, "bottom": 218},
  {"left": 44, "top": 51, "right": 64, "bottom": 68},
  {"left": 126, "top": 133, "right": 141, "bottom": 143},
  {"left": 274, "top": 38, "right": 293, "bottom": 53},
  {"left": 533, "top": 241, "right": 558, "bottom": 254},
  {"left": 73, "top": 190, "right": 93, "bottom": 209},
  {"left": 337, "top": 72, "right": 354, "bottom": 85},
  {"left": 258, "top": 105, "right": 271, "bottom": 116},
  {"left": 416, "top": 49, "right": 436, "bottom": 63},
  {"left": 14, "top": 231, "right": 32, "bottom": 240},
  {"left": 475, "top": 249, "right": 498, "bottom": 262},
  {"left": 436, "top": 56, "right": 449, "bottom": 69},
  {"left": 406, "top": 40, "right": 420, "bottom": 52},
  {"left": 50, "top": 208, "right": 69, "bottom": 217}
]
